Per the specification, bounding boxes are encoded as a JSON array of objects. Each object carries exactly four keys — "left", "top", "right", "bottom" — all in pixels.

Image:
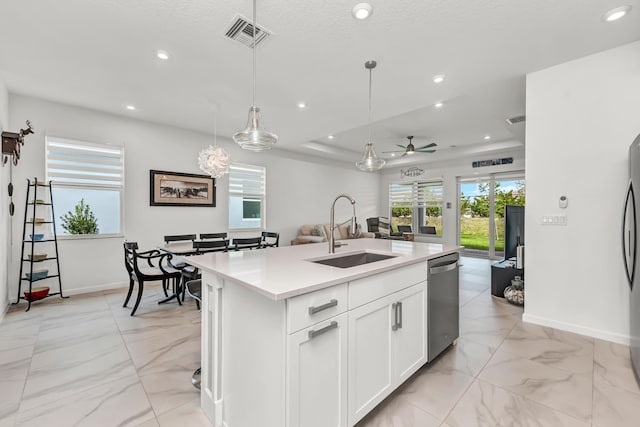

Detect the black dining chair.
[
  {"left": 194, "top": 239, "right": 229, "bottom": 253},
  {"left": 164, "top": 234, "right": 197, "bottom": 244},
  {"left": 123, "top": 242, "right": 182, "bottom": 316},
  {"left": 260, "top": 231, "right": 280, "bottom": 248},
  {"left": 397, "top": 225, "right": 412, "bottom": 233},
  {"left": 232, "top": 237, "right": 263, "bottom": 251},
  {"left": 200, "top": 232, "right": 227, "bottom": 240},
  {"left": 419, "top": 225, "right": 437, "bottom": 234}
]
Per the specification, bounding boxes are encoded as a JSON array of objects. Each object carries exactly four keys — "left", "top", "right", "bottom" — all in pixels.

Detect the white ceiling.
[{"left": 1, "top": 0, "right": 639, "bottom": 168}]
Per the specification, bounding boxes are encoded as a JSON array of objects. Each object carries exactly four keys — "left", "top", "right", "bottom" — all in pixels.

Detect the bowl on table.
[
  {"left": 25, "top": 269, "right": 48, "bottom": 280},
  {"left": 29, "top": 234, "right": 44, "bottom": 241},
  {"left": 24, "top": 286, "right": 50, "bottom": 301}
]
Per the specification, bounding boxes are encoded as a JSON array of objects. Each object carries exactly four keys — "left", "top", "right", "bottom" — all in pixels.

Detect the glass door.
[{"left": 458, "top": 172, "right": 525, "bottom": 258}]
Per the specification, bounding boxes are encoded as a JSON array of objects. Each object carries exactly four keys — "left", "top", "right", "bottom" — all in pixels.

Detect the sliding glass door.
[{"left": 458, "top": 172, "right": 525, "bottom": 258}]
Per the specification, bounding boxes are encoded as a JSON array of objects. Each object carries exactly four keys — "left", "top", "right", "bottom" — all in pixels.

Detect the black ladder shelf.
[{"left": 14, "top": 178, "right": 67, "bottom": 311}]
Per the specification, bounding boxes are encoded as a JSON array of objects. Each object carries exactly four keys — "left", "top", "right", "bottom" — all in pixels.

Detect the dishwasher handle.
[{"left": 429, "top": 260, "right": 458, "bottom": 275}]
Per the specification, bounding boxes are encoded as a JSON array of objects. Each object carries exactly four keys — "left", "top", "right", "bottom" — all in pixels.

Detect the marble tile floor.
[{"left": 0, "top": 256, "right": 638, "bottom": 426}]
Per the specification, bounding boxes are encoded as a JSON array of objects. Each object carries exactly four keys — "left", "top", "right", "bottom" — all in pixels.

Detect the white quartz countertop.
[{"left": 187, "top": 238, "right": 462, "bottom": 301}]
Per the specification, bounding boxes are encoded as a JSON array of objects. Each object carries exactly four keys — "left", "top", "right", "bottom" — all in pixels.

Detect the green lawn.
[{"left": 460, "top": 217, "right": 504, "bottom": 251}]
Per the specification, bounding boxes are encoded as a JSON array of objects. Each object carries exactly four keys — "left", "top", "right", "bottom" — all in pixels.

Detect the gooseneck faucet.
[{"left": 329, "top": 193, "right": 357, "bottom": 253}]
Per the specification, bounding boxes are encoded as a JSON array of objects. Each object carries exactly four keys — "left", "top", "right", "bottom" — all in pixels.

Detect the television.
[{"left": 504, "top": 205, "right": 525, "bottom": 259}]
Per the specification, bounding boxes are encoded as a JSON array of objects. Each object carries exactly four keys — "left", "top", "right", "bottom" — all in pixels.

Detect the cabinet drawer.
[
  {"left": 349, "top": 262, "right": 426, "bottom": 309},
  {"left": 287, "top": 283, "right": 348, "bottom": 334}
]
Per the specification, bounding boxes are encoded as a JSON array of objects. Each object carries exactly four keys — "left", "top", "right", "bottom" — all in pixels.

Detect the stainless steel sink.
[{"left": 310, "top": 251, "right": 397, "bottom": 268}]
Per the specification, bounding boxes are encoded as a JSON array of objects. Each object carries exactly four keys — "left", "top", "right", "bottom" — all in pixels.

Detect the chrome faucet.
[{"left": 329, "top": 193, "right": 357, "bottom": 253}]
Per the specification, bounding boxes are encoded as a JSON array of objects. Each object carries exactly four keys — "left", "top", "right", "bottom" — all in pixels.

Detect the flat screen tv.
[{"left": 504, "top": 205, "right": 525, "bottom": 259}]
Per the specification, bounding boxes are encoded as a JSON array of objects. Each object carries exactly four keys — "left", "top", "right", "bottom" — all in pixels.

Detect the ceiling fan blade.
[
  {"left": 396, "top": 144, "right": 408, "bottom": 149},
  {"left": 383, "top": 150, "right": 404, "bottom": 153},
  {"left": 415, "top": 143, "right": 437, "bottom": 150}
]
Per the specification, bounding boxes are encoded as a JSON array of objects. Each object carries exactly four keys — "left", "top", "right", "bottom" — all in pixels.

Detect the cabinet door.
[
  {"left": 392, "top": 283, "right": 427, "bottom": 385},
  {"left": 348, "top": 294, "right": 394, "bottom": 426},
  {"left": 287, "top": 313, "right": 348, "bottom": 427}
]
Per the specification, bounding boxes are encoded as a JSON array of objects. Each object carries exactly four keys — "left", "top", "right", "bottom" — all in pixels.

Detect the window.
[
  {"left": 390, "top": 180, "right": 443, "bottom": 236},
  {"left": 228, "top": 163, "right": 265, "bottom": 230},
  {"left": 46, "top": 137, "right": 124, "bottom": 236}
]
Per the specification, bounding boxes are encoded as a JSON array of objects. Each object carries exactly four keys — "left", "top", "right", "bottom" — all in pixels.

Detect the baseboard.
[
  {"left": 63, "top": 281, "right": 129, "bottom": 296},
  {"left": 522, "top": 312, "right": 630, "bottom": 346}
]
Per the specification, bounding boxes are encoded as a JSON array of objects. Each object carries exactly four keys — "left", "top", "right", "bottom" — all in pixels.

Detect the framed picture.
[{"left": 150, "top": 170, "right": 215, "bottom": 207}]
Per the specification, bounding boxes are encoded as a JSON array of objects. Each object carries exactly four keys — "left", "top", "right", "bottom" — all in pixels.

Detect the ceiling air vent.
[
  {"left": 225, "top": 14, "right": 272, "bottom": 48},
  {"left": 506, "top": 115, "right": 526, "bottom": 125}
]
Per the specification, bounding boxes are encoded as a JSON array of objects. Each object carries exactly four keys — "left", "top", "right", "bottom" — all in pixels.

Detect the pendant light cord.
[
  {"left": 368, "top": 66, "right": 372, "bottom": 143},
  {"left": 252, "top": 0, "right": 257, "bottom": 108}
]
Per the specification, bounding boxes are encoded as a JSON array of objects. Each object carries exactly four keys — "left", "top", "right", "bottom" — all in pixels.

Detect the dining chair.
[
  {"left": 232, "top": 237, "right": 262, "bottom": 251},
  {"left": 419, "top": 225, "right": 437, "bottom": 234},
  {"left": 397, "top": 225, "right": 412, "bottom": 233},
  {"left": 200, "top": 232, "right": 227, "bottom": 240},
  {"left": 194, "top": 239, "right": 229, "bottom": 253},
  {"left": 184, "top": 278, "right": 202, "bottom": 391},
  {"left": 163, "top": 234, "right": 197, "bottom": 243},
  {"left": 260, "top": 231, "right": 280, "bottom": 248},
  {"left": 123, "top": 242, "right": 182, "bottom": 316}
]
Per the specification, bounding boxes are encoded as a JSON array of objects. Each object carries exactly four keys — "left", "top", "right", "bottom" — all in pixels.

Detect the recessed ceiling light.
[
  {"left": 126, "top": 105, "right": 136, "bottom": 111},
  {"left": 603, "top": 5, "right": 631, "bottom": 22},
  {"left": 156, "top": 50, "right": 169, "bottom": 60},
  {"left": 484, "top": 135, "right": 491, "bottom": 140},
  {"left": 328, "top": 135, "right": 335, "bottom": 140},
  {"left": 297, "top": 102, "right": 307, "bottom": 109},
  {"left": 352, "top": 3, "right": 373, "bottom": 20},
  {"left": 434, "top": 102, "right": 444, "bottom": 108},
  {"left": 433, "top": 75, "right": 445, "bottom": 84}
]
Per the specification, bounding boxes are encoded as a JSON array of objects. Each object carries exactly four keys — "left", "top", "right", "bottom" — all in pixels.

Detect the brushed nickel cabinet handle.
[
  {"left": 308, "top": 299, "right": 338, "bottom": 315},
  {"left": 308, "top": 321, "right": 338, "bottom": 339}
]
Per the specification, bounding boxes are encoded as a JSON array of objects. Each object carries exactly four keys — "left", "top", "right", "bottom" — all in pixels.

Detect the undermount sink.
[{"left": 310, "top": 251, "right": 397, "bottom": 268}]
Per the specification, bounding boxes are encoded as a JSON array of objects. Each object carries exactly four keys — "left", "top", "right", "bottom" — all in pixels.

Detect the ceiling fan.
[{"left": 384, "top": 136, "right": 437, "bottom": 156}]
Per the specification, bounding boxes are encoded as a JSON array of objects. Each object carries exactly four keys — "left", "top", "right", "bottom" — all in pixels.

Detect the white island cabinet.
[{"left": 189, "top": 238, "right": 461, "bottom": 427}]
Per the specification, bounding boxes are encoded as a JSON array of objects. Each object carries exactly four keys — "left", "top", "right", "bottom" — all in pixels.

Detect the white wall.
[
  {"left": 380, "top": 152, "right": 525, "bottom": 247},
  {"left": 524, "top": 40, "right": 640, "bottom": 344},
  {"left": 0, "top": 77, "right": 9, "bottom": 316},
  {"left": 8, "top": 95, "right": 379, "bottom": 299}
]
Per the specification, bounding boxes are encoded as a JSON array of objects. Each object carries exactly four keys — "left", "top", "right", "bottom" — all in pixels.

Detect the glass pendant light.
[
  {"left": 233, "top": 0, "right": 278, "bottom": 151},
  {"left": 356, "top": 60, "right": 385, "bottom": 172}
]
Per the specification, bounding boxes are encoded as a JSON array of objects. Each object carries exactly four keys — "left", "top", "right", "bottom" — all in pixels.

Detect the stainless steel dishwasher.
[{"left": 427, "top": 252, "right": 460, "bottom": 362}]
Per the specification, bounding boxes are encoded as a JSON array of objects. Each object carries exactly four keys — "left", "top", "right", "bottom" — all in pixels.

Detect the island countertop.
[{"left": 187, "top": 238, "right": 462, "bottom": 301}]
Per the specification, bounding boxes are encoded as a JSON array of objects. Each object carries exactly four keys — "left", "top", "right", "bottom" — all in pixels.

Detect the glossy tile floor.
[{"left": 1, "top": 256, "right": 639, "bottom": 426}]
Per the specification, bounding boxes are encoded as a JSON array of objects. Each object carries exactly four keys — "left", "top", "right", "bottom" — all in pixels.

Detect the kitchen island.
[{"left": 188, "top": 238, "right": 461, "bottom": 427}]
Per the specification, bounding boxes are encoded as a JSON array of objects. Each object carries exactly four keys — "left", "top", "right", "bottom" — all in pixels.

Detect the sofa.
[{"left": 292, "top": 223, "right": 375, "bottom": 245}]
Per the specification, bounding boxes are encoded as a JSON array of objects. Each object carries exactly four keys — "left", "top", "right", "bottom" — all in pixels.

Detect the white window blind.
[
  {"left": 390, "top": 180, "right": 443, "bottom": 208},
  {"left": 228, "top": 163, "right": 266, "bottom": 230},
  {"left": 46, "top": 137, "right": 124, "bottom": 189},
  {"left": 228, "top": 163, "right": 265, "bottom": 198}
]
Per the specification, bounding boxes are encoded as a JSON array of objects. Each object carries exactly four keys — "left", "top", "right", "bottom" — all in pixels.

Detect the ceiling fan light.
[
  {"left": 356, "top": 142, "right": 385, "bottom": 171},
  {"left": 233, "top": 106, "right": 278, "bottom": 151}
]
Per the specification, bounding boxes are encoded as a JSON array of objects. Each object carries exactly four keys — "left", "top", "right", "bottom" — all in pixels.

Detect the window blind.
[
  {"left": 46, "top": 137, "right": 124, "bottom": 188},
  {"left": 390, "top": 180, "right": 443, "bottom": 208},
  {"left": 229, "top": 163, "right": 266, "bottom": 197}
]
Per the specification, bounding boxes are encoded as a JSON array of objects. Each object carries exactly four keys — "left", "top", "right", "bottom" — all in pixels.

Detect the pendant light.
[
  {"left": 355, "top": 60, "right": 385, "bottom": 172},
  {"left": 198, "top": 107, "right": 231, "bottom": 178},
  {"left": 233, "top": 0, "right": 278, "bottom": 151}
]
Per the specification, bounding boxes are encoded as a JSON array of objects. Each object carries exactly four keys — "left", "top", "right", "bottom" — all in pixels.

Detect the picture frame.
[{"left": 149, "top": 170, "right": 216, "bottom": 207}]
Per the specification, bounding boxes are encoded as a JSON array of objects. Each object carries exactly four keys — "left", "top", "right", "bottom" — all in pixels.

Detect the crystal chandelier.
[
  {"left": 233, "top": 0, "right": 278, "bottom": 151},
  {"left": 355, "top": 60, "right": 385, "bottom": 172}
]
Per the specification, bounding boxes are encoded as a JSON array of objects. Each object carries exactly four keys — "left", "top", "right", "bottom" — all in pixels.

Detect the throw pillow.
[
  {"left": 378, "top": 218, "right": 390, "bottom": 237},
  {"left": 312, "top": 225, "right": 325, "bottom": 237},
  {"left": 299, "top": 224, "right": 314, "bottom": 236}
]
